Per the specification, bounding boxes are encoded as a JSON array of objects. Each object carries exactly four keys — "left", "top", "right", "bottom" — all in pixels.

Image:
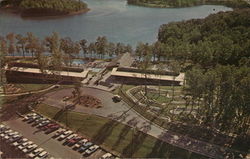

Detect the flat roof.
[
  {"left": 111, "top": 67, "right": 184, "bottom": 82},
  {"left": 7, "top": 67, "right": 89, "bottom": 79}
]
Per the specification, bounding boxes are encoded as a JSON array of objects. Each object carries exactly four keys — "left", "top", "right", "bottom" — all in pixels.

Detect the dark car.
[
  {"left": 45, "top": 125, "right": 60, "bottom": 134},
  {"left": 41, "top": 123, "right": 57, "bottom": 131},
  {"left": 67, "top": 136, "right": 83, "bottom": 147}
]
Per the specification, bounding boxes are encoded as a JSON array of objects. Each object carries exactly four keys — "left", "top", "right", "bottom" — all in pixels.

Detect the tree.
[
  {"left": 135, "top": 42, "right": 144, "bottom": 61},
  {"left": 0, "top": 37, "right": 8, "bottom": 83},
  {"left": 26, "top": 32, "right": 39, "bottom": 57},
  {"left": 16, "top": 34, "right": 27, "bottom": 57},
  {"left": 88, "top": 42, "right": 96, "bottom": 58},
  {"left": 35, "top": 41, "right": 48, "bottom": 74},
  {"left": 138, "top": 43, "right": 152, "bottom": 97},
  {"left": 79, "top": 39, "right": 88, "bottom": 57},
  {"left": 6, "top": 33, "right": 15, "bottom": 56},
  {"left": 107, "top": 42, "right": 115, "bottom": 58},
  {"left": 95, "top": 36, "right": 108, "bottom": 59}
]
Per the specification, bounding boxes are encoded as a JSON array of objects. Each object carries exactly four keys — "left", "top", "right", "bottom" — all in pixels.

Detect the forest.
[
  {"left": 152, "top": 9, "right": 250, "bottom": 138},
  {"left": 127, "top": 0, "right": 250, "bottom": 8}
]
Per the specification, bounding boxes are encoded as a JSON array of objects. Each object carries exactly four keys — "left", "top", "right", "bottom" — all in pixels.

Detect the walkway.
[{"left": 42, "top": 87, "right": 231, "bottom": 159}]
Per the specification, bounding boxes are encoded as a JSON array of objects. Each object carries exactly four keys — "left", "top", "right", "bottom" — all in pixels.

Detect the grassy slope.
[{"left": 35, "top": 104, "right": 207, "bottom": 158}]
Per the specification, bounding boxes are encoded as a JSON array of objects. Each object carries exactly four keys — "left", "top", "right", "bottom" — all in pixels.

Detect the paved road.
[
  {"left": 3, "top": 118, "right": 105, "bottom": 159},
  {"left": 43, "top": 87, "right": 227, "bottom": 159}
]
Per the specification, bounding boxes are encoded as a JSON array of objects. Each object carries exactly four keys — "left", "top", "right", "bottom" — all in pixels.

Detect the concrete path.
[{"left": 43, "top": 87, "right": 227, "bottom": 159}]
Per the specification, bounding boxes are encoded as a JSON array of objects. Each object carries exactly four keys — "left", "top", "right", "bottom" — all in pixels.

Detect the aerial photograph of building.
[{"left": 0, "top": 0, "right": 249, "bottom": 158}]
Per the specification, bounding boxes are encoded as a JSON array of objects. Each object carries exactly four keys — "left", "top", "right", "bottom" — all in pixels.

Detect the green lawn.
[
  {"left": 113, "top": 85, "right": 137, "bottom": 94},
  {"left": 35, "top": 104, "right": 207, "bottom": 158}
]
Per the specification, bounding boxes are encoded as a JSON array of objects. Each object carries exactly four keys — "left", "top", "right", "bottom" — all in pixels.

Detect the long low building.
[
  {"left": 110, "top": 67, "right": 185, "bottom": 86},
  {"left": 5, "top": 67, "right": 89, "bottom": 84}
]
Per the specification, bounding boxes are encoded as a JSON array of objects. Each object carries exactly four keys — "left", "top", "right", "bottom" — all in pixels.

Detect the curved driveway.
[{"left": 43, "top": 87, "right": 226, "bottom": 159}]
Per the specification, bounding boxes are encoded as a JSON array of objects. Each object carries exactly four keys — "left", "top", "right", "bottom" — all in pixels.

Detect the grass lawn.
[
  {"left": 113, "top": 85, "right": 137, "bottom": 94},
  {"left": 35, "top": 104, "right": 207, "bottom": 158}
]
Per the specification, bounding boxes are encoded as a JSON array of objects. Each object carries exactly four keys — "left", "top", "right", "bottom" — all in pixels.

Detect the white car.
[
  {"left": 0, "top": 124, "right": 5, "bottom": 130},
  {"left": 58, "top": 130, "right": 72, "bottom": 140},
  {"left": 12, "top": 141, "right": 20, "bottom": 147},
  {"left": 22, "top": 141, "right": 33, "bottom": 147},
  {"left": 26, "top": 144, "right": 38, "bottom": 150},
  {"left": 4, "top": 134, "right": 10, "bottom": 140},
  {"left": 28, "top": 148, "right": 44, "bottom": 158},
  {"left": 73, "top": 139, "right": 88, "bottom": 150},
  {"left": 101, "top": 153, "right": 113, "bottom": 159},
  {"left": 66, "top": 134, "right": 77, "bottom": 140},
  {"left": 22, "top": 141, "right": 34, "bottom": 153},
  {"left": 37, "top": 151, "right": 48, "bottom": 158},
  {"left": 18, "top": 145, "right": 25, "bottom": 150},
  {"left": 84, "top": 145, "right": 100, "bottom": 156}
]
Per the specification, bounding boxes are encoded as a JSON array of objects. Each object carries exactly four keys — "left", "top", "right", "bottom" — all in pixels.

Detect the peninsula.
[{"left": 0, "top": 0, "right": 89, "bottom": 18}]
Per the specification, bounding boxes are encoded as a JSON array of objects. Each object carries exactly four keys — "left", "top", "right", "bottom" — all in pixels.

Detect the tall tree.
[
  {"left": 6, "top": 33, "right": 15, "bottom": 56},
  {"left": 79, "top": 39, "right": 88, "bottom": 57},
  {"left": 16, "top": 34, "right": 27, "bottom": 57}
]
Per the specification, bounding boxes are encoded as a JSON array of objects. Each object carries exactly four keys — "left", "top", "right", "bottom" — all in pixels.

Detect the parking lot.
[{"left": 1, "top": 113, "right": 113, "bottom": 159}]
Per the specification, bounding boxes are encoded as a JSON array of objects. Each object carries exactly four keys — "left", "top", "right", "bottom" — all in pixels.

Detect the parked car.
[
  {"left": 23, "top": 113, "right": 37, "bottom": 121},
  {"left": 21, "top": 141, "right": 33, "bottom": 153},
  {"left": 27, "top": 115, "right": 41, "bottom": 124},
  {"left": 63, "top": 134, "right": 77, "bottom": 145},
  {"left": 83, "top": 145, "right": 100, "bottom": 156},
  {"left": 28, "top": 148, "right": 44, "bottom": 158},
  {"left": 41, "top": 123, "right": 57, "bottom": 131},
  {"left": 100, "top": 153, "right": 113, "bottom": 159},
  {"left": 37, "top": 120, "right": 50, "bottom": 128},
  {"left": 52, "top": 129, "right": 66, "bottom": 138},
  {"left": 78, "top": 142, "right": 93, "bottom": 153},
  {"left": 23, "top": 144, "right": 38, "bottom": 153},
  {"left": 37, "top": 150, "right": 48, "bottom": 158},
  {"left": 32, "top": 117, "right": 46, "bottom": 127},
  {"left": 0, "top": 124, "right": 5, "bottom": 131},
  {"left": 12, "top": 138, "right": 28, "bottom": 147},
  {"left": 7, "top": 134, "right": 22, "bottom": 143},
  {"left": 112, "top": 95, "right": 122, "bottom": 102},
  {"left": 73, "top": 139, "right": 88, "bottom": 150},
  {"left": 45, "top": 125, "right": 60, "bottom": 134},
  {"left": 18, "top": 141, "right": 33, "bottom": 151},
  {"left": 67, "top": 136, "right": 83, "bottom": 147},
  {"left": 58, "top": 130, "right": 73, "bottom": 141}
]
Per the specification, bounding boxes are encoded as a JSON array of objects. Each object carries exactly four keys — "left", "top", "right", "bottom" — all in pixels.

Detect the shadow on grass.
[
  {"left": 121, "top": 130, "right": 147, "bottom": 157},
  {"left": 111, "top": 125, "right": 131, "bottom": 150},
  {"left": 53, "top": 109, "right": 67, "bottom": 120},
  {"left": 92, "top": 120, "right": 119, "bottom": 145},
  {"left": 147, "top": 140, "right": 171, "bottom": 158},
  {"left": 0, "top": 94, "right": 37, "bottom": 121}
]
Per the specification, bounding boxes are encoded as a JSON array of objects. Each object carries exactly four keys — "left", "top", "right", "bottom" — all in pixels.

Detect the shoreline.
[
  {"left": 127, "top": 0, "right": 250, "bottom": 8},
  {"left": 0, "top": 7, "right": 90, "bottom": 19}
]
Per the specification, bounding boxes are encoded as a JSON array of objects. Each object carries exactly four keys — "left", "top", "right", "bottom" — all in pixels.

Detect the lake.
[{"left": 0, "top": 0, "right": 232, "bottom": 46}]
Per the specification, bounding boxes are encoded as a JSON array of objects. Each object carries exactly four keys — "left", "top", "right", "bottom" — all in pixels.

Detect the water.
[
  {"left": 72, "top": 59, "right": 85, "bottom": 65},
  {"left": 0, "top": 0, "right": 232, "bottom": 46}
]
